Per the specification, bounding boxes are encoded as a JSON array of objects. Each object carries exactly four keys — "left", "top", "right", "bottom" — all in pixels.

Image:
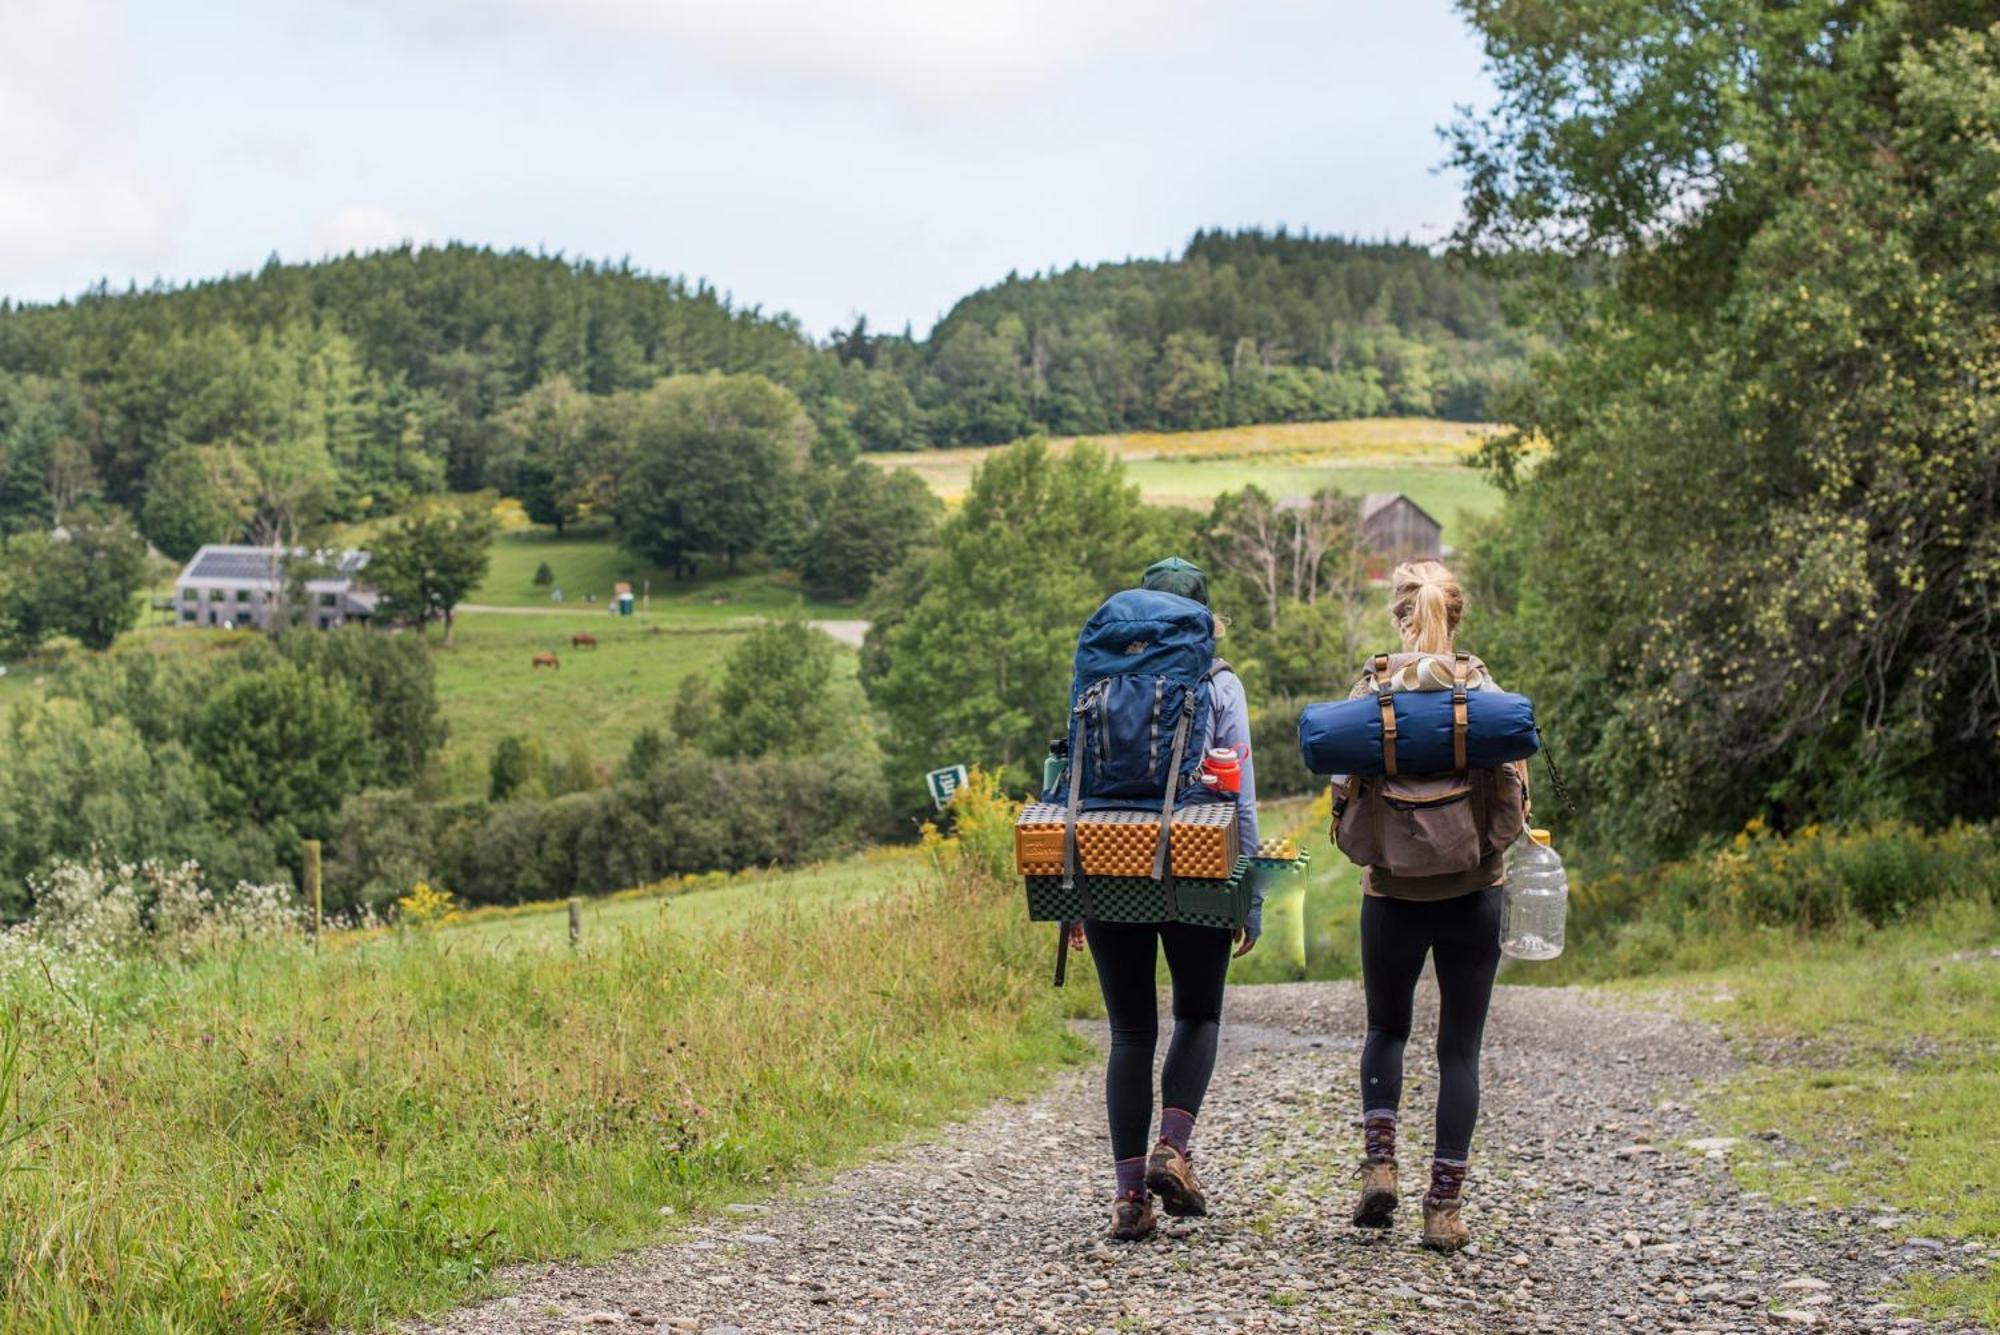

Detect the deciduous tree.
[{"left": 369, "top": 502, "right": 496, "bottom": 644}]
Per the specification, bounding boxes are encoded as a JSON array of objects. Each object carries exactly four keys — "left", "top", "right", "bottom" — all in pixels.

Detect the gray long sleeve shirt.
[
  {"left": 1203, "top": 666, "right": 1260, "bottom": 855},
  {"left": 1203, "top": 665, "right": 1265, "bottom": 937}
]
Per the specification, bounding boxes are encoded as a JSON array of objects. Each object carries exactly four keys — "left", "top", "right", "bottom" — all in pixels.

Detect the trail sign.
[{"left": 925, "top": 764, "right": 970, "bottom": 811}]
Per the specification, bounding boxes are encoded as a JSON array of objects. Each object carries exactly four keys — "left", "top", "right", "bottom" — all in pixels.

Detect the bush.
[
  {"left": 936, "top": 768, "right": 1019, "bottom": 882},
  {"left": 1251, "top": 697, "right": 1323, "bottom": 800},
  {"left": 348, "top": 747, "right": 894, "bottom": 907},
  {"left": 0, "top": 858, "right": 303, "bottom": 1005},
  {"left": 1555, "top": 821, "right": 2000, "bottom": 981}
]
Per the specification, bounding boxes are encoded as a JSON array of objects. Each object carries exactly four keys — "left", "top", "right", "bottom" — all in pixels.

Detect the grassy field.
[
  {"left": 468, "top": 527, "right": 847, "bottom": 619},
  {"left": 865, "top": 418, "right": 1504, "bottom": 545},
  {"left": 426, "top": 611, "right": 750, "bottom": 790},
  {"left": 0, "top": 854, "right": 1079, "bottom": 1331}
]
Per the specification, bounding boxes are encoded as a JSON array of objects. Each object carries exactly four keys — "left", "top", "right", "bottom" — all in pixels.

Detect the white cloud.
[
  {"left": 459, "top": 0, "right": 1191, "bottom": 104},
  {"left": 0, "top": 0, "right": 166, "bottom": 284},
  {"left": 314, "top": 206, "right": 431, "bottom": 257}
]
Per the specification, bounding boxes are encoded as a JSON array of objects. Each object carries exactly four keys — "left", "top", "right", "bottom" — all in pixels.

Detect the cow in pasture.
[
  {"left": 571, "top": 633, "right": 598, "bottom": 650},
  {"left": 532, "top": 653, "right": 559, "bottom": 670}
]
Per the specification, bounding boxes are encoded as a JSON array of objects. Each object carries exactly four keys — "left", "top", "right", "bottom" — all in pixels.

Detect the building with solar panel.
[{"left": 174, "top": 546, "right": 378, "bottom": 631}]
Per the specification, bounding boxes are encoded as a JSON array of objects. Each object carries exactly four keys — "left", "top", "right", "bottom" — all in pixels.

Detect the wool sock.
[
  {"left": 1363, "top": 1108, "right": 1398, "bottom": 1162},
  {"left": 1114, "top": 1156, "right": 1147, "bottom": 1200},
  {"left": 1426, "top": 1157, "right": 1469, "bottom": 1204},
  {"left": 1158, "top": 1107, "right": 1196, "bottom": 1155}
]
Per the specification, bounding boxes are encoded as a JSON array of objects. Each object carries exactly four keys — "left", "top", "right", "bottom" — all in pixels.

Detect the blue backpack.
[{"left": 1047, "top": 589, "right": 1228, "bottom": 893}]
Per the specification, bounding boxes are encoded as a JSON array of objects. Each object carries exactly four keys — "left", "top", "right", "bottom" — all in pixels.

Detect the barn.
[{"left": 1358, "top": 493, "right": 1443, "bottom": 565}]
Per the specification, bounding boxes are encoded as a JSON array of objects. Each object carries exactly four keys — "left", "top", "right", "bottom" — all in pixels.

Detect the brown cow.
[
  {"left": 571, "top": 633, "right": 598, "bottom": 650},
  {"left": 532, "top": 653, "right": 560, "bottom": 670}
]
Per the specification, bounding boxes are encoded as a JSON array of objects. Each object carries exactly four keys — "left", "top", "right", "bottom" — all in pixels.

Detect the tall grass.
[{"left": 0, "top": 858, "right": 1080, "bottom": 1331}]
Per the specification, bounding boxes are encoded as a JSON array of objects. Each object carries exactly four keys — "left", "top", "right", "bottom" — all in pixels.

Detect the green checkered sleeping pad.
[{"left": 1025, "top": 856, "right": 1255, "bottom": 930}]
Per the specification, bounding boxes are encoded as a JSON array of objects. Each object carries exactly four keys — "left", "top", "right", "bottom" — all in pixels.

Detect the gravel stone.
[{"left": 408, "top": 981, "right": 1953, "bottom": 1333}]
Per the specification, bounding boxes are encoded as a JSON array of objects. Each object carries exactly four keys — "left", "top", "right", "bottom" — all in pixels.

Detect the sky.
[{"left": 0, "top": 0, "right": 1494, "bottom": 339}]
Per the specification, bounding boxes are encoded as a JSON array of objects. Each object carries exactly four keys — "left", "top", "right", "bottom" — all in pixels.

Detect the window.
[
  {"left": 236, "top": 589, "right": 251, "bottom": 603},
  {"left": 181, "top": 587, "right": 197, "bottom": 603},
  {"left": 318, "top": 593, "right": 337, "bottom": 608},
  {"left": 181, "top": 609, "right": 196, "bottom": 623}
]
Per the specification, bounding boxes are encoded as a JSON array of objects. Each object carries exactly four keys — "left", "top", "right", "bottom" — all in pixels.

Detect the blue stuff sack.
[{"left": 1297, "top": 688, "right": 1539, "bottom": 776}]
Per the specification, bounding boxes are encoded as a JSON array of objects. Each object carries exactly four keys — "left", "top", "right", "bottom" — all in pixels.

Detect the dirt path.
[{"left": 416, "top": 982, "right": 1979, "bottom": 1334}]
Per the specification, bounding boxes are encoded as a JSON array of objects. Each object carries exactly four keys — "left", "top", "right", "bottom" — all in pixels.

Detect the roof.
[
  {"left": 180, "top": 545, "right": 371, "bottom": 585},
  {"left": 1359, "top": 492, "right": 1442, "bottom": 531}
]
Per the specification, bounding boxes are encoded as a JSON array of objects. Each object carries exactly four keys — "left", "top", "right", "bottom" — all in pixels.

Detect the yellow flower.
[{"left": 397, "top": 880, "right": 456, "bottom": 927}]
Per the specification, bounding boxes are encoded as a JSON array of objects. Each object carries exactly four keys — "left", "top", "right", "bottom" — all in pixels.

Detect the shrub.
[
  {"left": 0, "top": 859, "right": 304, "bottom": 1006},
  {"left": 942, "top": 768, "right": 1019, "bottom": 882},
  {"left": 1555, "top": 821, "right": 2000, "bottom": 981},
  {"left": 1250, "top": 697, "right": 1322, "bottom": 800},
  {"left": 425, "top": 750, "right": 891, "bottom": 905}
]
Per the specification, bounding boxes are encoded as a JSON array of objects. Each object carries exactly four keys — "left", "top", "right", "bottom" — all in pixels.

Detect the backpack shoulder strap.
[{"left": 1150, "top": 690, "right": 1196, "bottom": 919}]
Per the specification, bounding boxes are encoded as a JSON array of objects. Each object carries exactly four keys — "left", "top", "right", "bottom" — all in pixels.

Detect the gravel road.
[{"left": 416, "top": 981, "right": 1988, "bottom": 1334}]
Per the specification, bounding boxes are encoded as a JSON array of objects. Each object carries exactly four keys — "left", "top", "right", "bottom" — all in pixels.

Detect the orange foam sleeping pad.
[{"left": 1013, "top": 801, "right": 1239, "bottom": 880}]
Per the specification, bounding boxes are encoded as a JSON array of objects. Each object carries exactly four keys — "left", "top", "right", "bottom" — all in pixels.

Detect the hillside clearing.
[{"left": 865, "top": 418, "right": 1504, "bottom": 543}]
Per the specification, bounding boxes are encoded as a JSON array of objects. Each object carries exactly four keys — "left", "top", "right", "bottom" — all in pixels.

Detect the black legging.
[
  {"left": 1359, "top": 886, "right": 1502, "bottom": 1162},
  {"left": 1084, "top": 919, "right": 1233, "bottom": 1161}
]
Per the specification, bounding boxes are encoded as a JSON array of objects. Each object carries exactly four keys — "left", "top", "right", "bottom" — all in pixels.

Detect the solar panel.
[{"left": 187, "top": 548, "right": 279, "bottom": 582}]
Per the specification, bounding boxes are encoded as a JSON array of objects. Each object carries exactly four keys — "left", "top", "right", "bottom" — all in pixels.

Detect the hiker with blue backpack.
[{"left": 1052, "top": 557, "right": 1261, "bottom": 1242}]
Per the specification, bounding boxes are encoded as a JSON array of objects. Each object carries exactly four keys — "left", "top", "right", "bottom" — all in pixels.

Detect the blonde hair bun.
[{"left": 1389, "top": 560, "right": 1464, "bottom": 655}]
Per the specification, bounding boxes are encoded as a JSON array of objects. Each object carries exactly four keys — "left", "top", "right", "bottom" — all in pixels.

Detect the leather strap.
[
  {"left": 1053, "top": 923, "right": 1071, "bottom": 987},
  {"left": 1377, "top": 689, "right": 1399, "bottom": 777},
  {"left": 1330, "top": 774, "right": 1360, "bottom": 839},
  {"left": 1451, "top": 651, "right": 1470, "bottom": 774}
]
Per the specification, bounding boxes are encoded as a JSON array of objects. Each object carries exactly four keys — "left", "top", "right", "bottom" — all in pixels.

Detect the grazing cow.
[
  {"left": 532, "top": 653, "right": 560, "bottom": 670},
  {"left": 571, "top": 632, "right": 598, "bottom": 650}
]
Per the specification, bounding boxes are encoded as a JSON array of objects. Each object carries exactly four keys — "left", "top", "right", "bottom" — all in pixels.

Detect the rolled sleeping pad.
[{"left": 1297, "top": 688, "right": 1539, "bottom": 776}]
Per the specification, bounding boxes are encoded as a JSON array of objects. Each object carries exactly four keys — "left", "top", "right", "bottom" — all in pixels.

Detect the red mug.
[{"left": 1201, "top": 745, "right": 1246, "bottom": 794}]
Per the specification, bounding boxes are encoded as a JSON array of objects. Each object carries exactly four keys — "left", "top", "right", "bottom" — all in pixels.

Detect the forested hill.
[
  {"left": 0, "top": 246, "right": 844, "bottom": 519},
  {"left": 0, "top": 232, "right": 1518, "bottom": 537},
  {"left": 845, "top": 229, "right": 1525, "bottom": 444}
]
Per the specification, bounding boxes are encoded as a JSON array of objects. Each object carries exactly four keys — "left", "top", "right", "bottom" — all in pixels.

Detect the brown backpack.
[{"left": 1331, "top": 652, "right": 1527, "bottom": 880}]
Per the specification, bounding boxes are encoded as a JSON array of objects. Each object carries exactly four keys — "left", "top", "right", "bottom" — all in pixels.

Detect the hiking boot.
[
  {"left": 1108, "top": 1194, "right": 1156, "bottom": 1242},
  {"left": 1421, "top": 1196, "right": 1470, "bottom": 1252},
  {"left": 1350, "top": 1156, "right": 1399, "bottom": 1228},
  {"left": 1145, "top": 1142, "right": 1209, "bottom": 1217}
]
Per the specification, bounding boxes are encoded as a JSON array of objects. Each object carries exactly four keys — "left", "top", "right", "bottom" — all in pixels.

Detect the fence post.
[
  {"left": 302, "top": 839, "right": 323, "bottom": 946},
  {"left": 568, "top": 896, "right": 582, "bottom": 949}
]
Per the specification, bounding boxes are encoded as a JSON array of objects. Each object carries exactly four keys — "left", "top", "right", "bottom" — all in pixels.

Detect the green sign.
[{"left": 925, "top": 764, "right": 970, "bottom": 811}]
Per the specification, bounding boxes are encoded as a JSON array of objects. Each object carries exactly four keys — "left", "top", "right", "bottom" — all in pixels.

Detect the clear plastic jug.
[{"left": 1500, "top": 828, "right": 1566, "bottom": 960}]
